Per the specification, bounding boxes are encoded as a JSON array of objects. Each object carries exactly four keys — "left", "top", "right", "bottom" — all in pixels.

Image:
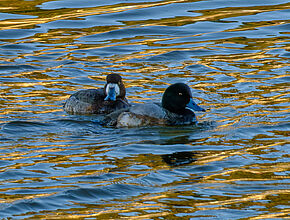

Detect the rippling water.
[{"left": 0, "top": 0, "right": 289, "bottom": 219}]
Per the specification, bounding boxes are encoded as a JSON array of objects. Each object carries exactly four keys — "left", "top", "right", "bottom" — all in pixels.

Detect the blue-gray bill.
[
  {"left": 104, "top": 87, "right": 116, "bottom": 101},
  {"left": 186, "top": 98, "right": 206, "bottom": 112}
]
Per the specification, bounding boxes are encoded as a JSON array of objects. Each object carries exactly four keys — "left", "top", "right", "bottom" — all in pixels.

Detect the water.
[{"left": 0, "top": 0, "right": 289, "bottom": 219}]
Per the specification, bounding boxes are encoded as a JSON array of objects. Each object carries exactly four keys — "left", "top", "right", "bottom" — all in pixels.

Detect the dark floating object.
[
  {"left": 64, "top": 74, "right": 130, "bottom": 115},
  {"left": 103, "top": 82, "right": 206, "bottom": 127}
]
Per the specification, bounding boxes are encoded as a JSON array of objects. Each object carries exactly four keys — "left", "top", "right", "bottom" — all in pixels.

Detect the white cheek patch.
[{"left": 106, "top": 83, "right": 120, "bottom": 96}]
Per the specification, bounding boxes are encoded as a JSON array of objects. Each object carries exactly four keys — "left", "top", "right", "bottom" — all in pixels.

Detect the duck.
[
  {"left": 63, "top": 73, "right": 130, "bottom": 115},
  {"left": 103, "top": 83, "right": 206, "bottom": 127}
]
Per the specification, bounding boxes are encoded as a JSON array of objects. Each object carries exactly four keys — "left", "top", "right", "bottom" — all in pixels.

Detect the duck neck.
[{"left": 164, "top": 109, "right": 197, "bottom": 125}]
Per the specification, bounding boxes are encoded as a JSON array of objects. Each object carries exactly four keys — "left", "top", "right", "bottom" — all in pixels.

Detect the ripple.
[{"left": 0, "top": 0, "right": 289, "bottom": 219}]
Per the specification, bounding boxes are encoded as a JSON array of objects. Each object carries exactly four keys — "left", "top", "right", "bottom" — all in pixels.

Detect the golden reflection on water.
[
  {"left": 0, "top": 0, "right": 192, "bottom": 30},
  {"left": 0, "top": 0, "right": 289, "bottom": 219}
]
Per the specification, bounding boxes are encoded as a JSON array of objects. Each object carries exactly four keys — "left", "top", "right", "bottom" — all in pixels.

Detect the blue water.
[{"left": 0, "top": 0, "right": 289, "bottom": 219}]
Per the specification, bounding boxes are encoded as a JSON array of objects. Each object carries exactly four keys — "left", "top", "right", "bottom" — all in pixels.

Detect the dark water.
[{"left": 0, "top": 0, "right": 289, "bottom": 219}]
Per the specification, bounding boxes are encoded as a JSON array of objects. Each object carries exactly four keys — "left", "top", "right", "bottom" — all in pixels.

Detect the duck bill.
[
  {"left": 104, "top": 86, "right": 116, "bottom": 101},
  {"left": 186, "top": 98, "right": 206, "bottom": 112}
]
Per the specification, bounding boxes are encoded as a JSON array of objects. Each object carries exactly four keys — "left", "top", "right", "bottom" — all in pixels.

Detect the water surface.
[{"left": 0, "top": 0, "right": 289, "bottom": 219}]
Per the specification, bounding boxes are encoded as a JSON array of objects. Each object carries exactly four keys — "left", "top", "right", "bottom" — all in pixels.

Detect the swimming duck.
[
  {"left": 103, "top": 83, "right": 206, "bottom": 127},
  {"left": 64, "top": 74, "right": 130, "bottom": 114}
]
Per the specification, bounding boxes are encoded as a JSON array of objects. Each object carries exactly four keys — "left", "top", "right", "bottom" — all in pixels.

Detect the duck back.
[{"left": 64, "top": 89, "right": 104, "bottom": 114}]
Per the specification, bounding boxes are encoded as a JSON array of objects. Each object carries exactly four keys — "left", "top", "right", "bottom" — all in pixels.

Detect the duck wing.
[
  {"left": 64, "top": 89, "right": 105, "bottom": 114},
  {"left": 71, "top": 89, "right": 104, "bottom": 104}
]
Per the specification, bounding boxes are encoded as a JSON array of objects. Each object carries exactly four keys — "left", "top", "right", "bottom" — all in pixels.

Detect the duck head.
[
  {"left": 104, "top": 74, "right": 126, "bottom": 101},
  {"left": 162, "top": 83, "right": 205, "bottom": 115}
]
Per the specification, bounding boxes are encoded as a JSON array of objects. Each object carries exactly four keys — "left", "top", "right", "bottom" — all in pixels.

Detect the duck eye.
[{"left": 178, "top": 93, "right": 183, "bottom": 96}]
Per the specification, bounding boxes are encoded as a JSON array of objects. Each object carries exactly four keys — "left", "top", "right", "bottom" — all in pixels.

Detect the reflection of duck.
[
  {"left": 162, "top": 151, "right": 197, "bottom": 166},
  {"left": 64, "top": 74, "right": 130, "bottom": 114},
  {"left": 103, "top": 83, "right": 206, "bottom": 127}
]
